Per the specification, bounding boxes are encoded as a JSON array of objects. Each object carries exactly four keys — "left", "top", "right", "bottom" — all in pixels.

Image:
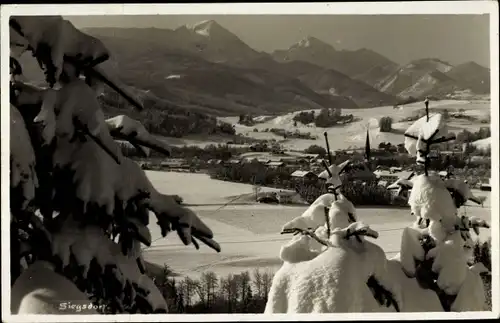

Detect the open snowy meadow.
[
  {"left": 143, "top": 171, "right": 492, "bottom": 279},
  {"left": 219, "top": 100, "right": 491, "bottom": 151}
]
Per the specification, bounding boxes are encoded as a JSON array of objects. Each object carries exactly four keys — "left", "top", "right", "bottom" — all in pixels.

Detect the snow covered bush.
[
  {"left": 9, "top": 16, "right": 220, "bottom": 314},
  {"left": 267, "top": 193, "right": 402, "bottom": 313}
]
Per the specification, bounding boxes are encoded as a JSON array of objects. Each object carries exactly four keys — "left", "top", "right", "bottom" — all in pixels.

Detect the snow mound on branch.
[
  {"left": 11, "top": 261, "right": 98, "bottom": 314},
  {"left": 282, "top": 203, "right": 330, "bottom": 232},
  {"left": 282, "top": 196, "right": 356, "bottom": 235},
  {"left": 279, "top": 234, "right": 321, "bottom": 264},
  {"left": 443, "top": 179, "right": 473, "bottom": 201},
  {"left": 267, "top": 240, "right": 400, "bottom": 313},
  {"left": 310, "top": 193, "right": 338, "bottom": 208},
  {"left": 404, "top": 113, "right": 450, "bottom": 158},
  {"left": 451, "top": 263, "right": 489, "bottom": 311},
  {"left": 408, "top": 174, "right": 456, "bottom": 237},
  {"left": 106, "top": 115, "right": 172, "bottom": 157},
  {"left": 51, "top": 216, "right": 167, "bottom": 312},
  {"left": 11, "top": 16, "right": 110, "bottom": 85},
  {"left": 426, "top": 231, "right": 470, "bottom": 295}
]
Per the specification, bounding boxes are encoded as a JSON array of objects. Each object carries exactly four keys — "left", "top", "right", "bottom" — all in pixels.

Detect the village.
[{"left": 129, "top": 132, "right": 491, "bottom": 206}]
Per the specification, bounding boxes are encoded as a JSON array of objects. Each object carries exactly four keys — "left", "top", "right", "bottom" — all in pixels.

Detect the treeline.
[
  {"left": 169, "top": 144, "right": 250, "bottom": 161},
  {"left": 293, "top": 108, "right": 355, "bottom": 128},
  {"left": 269, "top": 128, "right": 317, "bottom": 140},
  {"left": 209, "top": 160, "right": 293, "bottom": 187},
  {"left": 147, "top": 267, "right": 274, "bottom": 313},
  {"left": 99, "top": 89, "right": 236, "bottom": 138},
  {"left": 455, "top": 127, "right": 490, "bottom": 144},
  {"left": 144, "top": 237, "right": 492, "bottom": 313}
]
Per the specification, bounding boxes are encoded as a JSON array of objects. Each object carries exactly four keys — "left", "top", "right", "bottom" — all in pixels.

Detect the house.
[
  {"left": 378, "top": 180, "right": 388, "bottom": 187},
  {"left": 257, "top": 158, "right": 271, "bottom": 164},
  {"left": 160, "top": 158, "right": 190, "bottom": 169},
  {"left": 207, "top": 159, "right": 223, "bottom": 165},
  {"left": 373, "top": 170, "right": 400, "bottom": 182},
  {"left": 302, "top": 154, "right": 321, "bottom": 161},
  {"left": 374, "top": 169, "right": 414, "bottom": 185},
  {"left": 267, "top": 161, "right": 285, "bottom": 169},
  {"left": 342, "top": 164, "right": 377, "bottom": 183},
  {"left": 291, "top": 170, "right": 318, "bottom": 183}
]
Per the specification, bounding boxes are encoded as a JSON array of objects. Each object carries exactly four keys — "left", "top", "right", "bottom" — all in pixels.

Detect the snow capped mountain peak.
[{"left": 293, "top": 36, "right": 334, "bottom": 50}]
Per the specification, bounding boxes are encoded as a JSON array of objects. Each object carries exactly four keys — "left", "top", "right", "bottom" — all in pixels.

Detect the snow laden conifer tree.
[
  {"left": 9, "top": 16, "right": 220, "bottom": 315},
  {"left": 265, "top": 106, "right": 490, "bottom": 313}
]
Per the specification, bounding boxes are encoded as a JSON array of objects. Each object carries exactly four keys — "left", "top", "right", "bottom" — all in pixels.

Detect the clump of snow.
[
  {"left": 10, "top": 16, "right": 110, "bottom": 86},
  {"left": 50, "top": 215, "right": 167, "bottom": 312},
  {"left": 451, "top": 263, "right": 489, "bottom": 311},
  {"left": 11, "top": 261, "right": 99, "bottom": 314},
  {"left": 408, "top": 174, "right": 457, "bottom": 237},
  {"left": 425, "top": 230, "right": 470, "bottom": 295},
  {"left": 404, "top": 113, "right": 453, "bottom": 162},
  {"left": 106, "top": 114, "right": 172, "bottom": 157},
  {"left": 165, "top": 74, "right": 182, "bottom": 80},
  {"left": 471, "top": 137, "right": 490, "bottom": 152}
]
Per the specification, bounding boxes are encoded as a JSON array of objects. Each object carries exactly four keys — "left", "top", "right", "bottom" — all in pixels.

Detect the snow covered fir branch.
[
  {"left": 7, "top": 14, "right": 492, "bottom": 316},
  {"left": 9, "top": 16, "right": 220, "bottom": 314}
]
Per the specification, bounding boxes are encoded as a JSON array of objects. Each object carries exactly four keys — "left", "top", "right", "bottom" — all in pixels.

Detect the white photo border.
[{"left": 1, "top": 1, "right": 498, "bottom": 322}]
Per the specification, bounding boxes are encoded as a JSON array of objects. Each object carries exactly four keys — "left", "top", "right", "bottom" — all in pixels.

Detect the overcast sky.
[{"left": 66, "top": 15, "right": 491, "bottom": 67}]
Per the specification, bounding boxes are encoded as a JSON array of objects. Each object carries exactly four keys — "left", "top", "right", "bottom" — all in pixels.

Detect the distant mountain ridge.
[
  {"left": 271, "top": 36, "right": 400, "bottom": 86},
  {"left": 69, "top": 21, "right": 489, "bottom": 114},
  {"left": 80, "top": 23, "right": 399, "bottom": 112},
  {"left": 374, "top": 58, "right": 490, "bottom": 99}
]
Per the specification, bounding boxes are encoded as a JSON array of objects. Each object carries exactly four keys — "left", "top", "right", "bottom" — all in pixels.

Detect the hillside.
[
  {"left": 85, "top": 25, "right": 398, "bottom": 110},
  {"left": 241, "top": 56, "right": 398, "bottom": 108},
  {"left": 97, "top": 35, "right": 352, "bottom": 115},
  {"left": 271, "top": 36, "right": 399, "bottom": 86},
  {"left": 84, "top": 20, "right": 265, "bottom": 65},
  {"left": 375, "top": 58, "right": 491, "bottom": 100},
  {"left": 446, "top": 61, "right": 490, "bottom": 94},
  {"left": 375, "top": 58, "right": 456, "bottom": 98}
]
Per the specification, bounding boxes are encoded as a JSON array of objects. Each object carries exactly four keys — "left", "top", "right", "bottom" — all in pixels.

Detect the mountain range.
[{"left": 18, "top": 19, "right": 490, "bottom": 117}]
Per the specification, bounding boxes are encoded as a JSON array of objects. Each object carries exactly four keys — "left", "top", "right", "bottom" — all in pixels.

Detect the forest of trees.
[
  {"left": 269, "top": 128, "right": 317, "bottom": 140},
  {"left": 292, "top": 108, "right": 355, "bottom": 128},
  {"left": 147, "top": 267, "right": 274, "bottom": 313},
  {"left": 99, "top": 89, "right": 236, "bottom": 138}
]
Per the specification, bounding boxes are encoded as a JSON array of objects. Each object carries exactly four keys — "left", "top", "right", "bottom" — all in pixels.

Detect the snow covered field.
[
  {"left": 218, "top": 100, "right": 490, "bottom": 151},
  {"left": 142, "top": 171, "right": 491, "bottom": 279}
]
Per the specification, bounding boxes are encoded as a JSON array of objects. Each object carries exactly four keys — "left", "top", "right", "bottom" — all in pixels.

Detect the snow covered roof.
[
  {"left": 378, "top": 180, "right": 388, "bottom": 187},
  {"left": 291, "top": 170, "right": 317, "bottom": 178},
  {"left": 373, "top": 170, "right": 398, "bottom": 178},
  {"left": 267, "top": 161, "right": 285, "bottom": 167}
]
